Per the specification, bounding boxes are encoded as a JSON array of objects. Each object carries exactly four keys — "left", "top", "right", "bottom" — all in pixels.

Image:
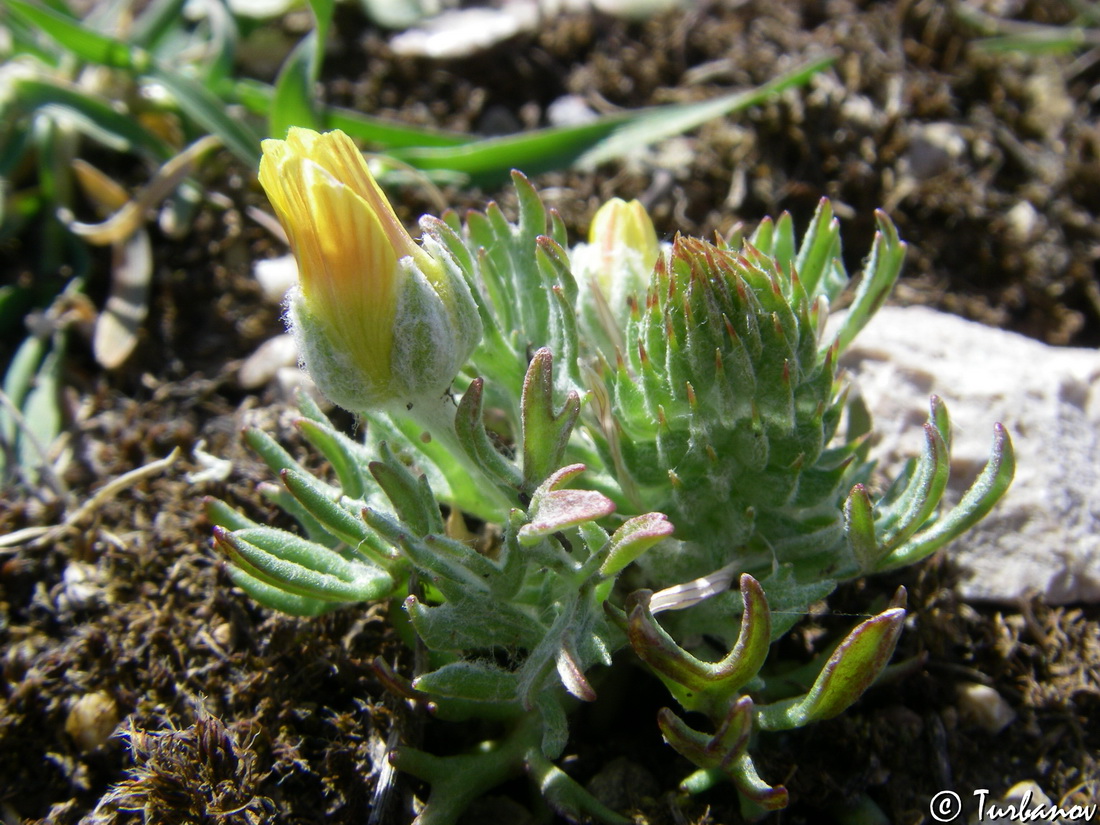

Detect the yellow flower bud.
[
  {"left": 587, "top": 198, "right": 660, "bottom": 300},
  {"left": 259, "top": 128, "right": 480, "bottom": 413},
  {"left": 572, "top": 197, "right": 661, "bottom": 356}
]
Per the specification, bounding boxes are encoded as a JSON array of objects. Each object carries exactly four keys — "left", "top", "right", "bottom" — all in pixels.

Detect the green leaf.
[
  {"left": 363, "top": 510, "right": 494, "bottom": 599},
  {"left": 728, "top": 752, "right": 790, "bottom": 811},
  {"left": 406, "top": 594, "right": 544, "bottom": 652},
  {"left": 756, "top": 606, "right": 905, "bottom": 730},
  {"left": 368, "top": 442, "right": 444, "bottom": 536},
  {"left": 829, "top": 209, "right": 907, "bottom": 353},
  {"left": 656, "top": 698, "right": 753, "bottom": 772},
  {"left": 244, "top": 426, "right": 306, "bottom": 477},
  {"left": 1, "top": 333, "right": 48, "bottom": 447},
  {"left": 599, "top": 512, "right": 674, "bottom": 576},
  {"left": 625, "top": 575, "right": 771, "bottom": 712},
  {"left": 147, "top": 66, "right": 260, "bottom": 165},
  {"left": 279, "top": 468, "right": 388, "bottom": 560},
  {"left": 229, "top": 79, "right": 472, "bottom": 149},
  {"left": 215, "top": 525, "right": 393, "bottom": 603},
  {"left": 576, "top": 56, "right": 835, "bottom": 168},
  {"left": 453, "top": 378, "right": 524, "bottom": 490},
  {"left": 793, "top": 198, "right": 842, "bottom": 300},
  {"left": 874, "top": 423, "right": 949, "bottom": 552},
  {"left": 843, "top": 483, "right": 880, "bottom": 572},
  {"left": 520, "top": 349, "right": 581, "bottom": 493},
  {"left": 259, "top": 484, "right": 338, "bottom": 547},
  {"left": 882, "top": 423, "right": 1015, "bottom": 570},
  {"left": 16, "top": 332, "right": 64, "bottom": 474},
  {"left": 269, "top": 0, "right": 333, "bottom": 136},
  {"left": 5, "top": 0, "right": 148, "bottom": 70},
  {"left": 129, "top": 0, "right": 189, "bottom": 51},
  {"left": 12, "top": 78, "right": 172, "bottom": 160},
  {"left": 525, "top": 746, "right": 630, "bottom": 825},
  {"left": 225, "top": 564, "right": 335, "bottom": 616},
  {"left": 623, "top": 590, "right": 718, "bottom": 696},
  {"left": 412, "top": 660, "right": 519, "bottom": 703},
  {"left": 387, "top": 57, "right": 834, "bottom": 185},
  {"left": 203, "top": 496, "right": 259, "bottom": 531},
  {"left": 518, "top": 465, "right": 615, "bottom": 546},
  {"left": 296, "top": 417, "right": 370, "bottom": 501}
]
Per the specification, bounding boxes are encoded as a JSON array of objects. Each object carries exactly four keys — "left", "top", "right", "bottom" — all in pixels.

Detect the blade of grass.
[
  {"left": 5, "top": 0, "right": 148, "bottom": 70},
  {"left": 387, "top": 56, "right": 833, "bottom": 184},
  {"left": 7, "top": 0, "right": 260, "bottom": 163},
  {"left": 326, "top": 107, "right": 472, "bottom": 148},
  {"left": 390, "top": 117, "right": 641, "bottom": 182},
  {"left": 3, "top": 9, "right": 66, "bottom": 66},
  {"left": 230, "top": 78, "right": 472, "bottom": 149},
  {"left": 129, "top": 0, "right": 189, "bottom": 50},
  {"left": 972, "top": 29, "right": 1093, "bottom": 54},
  {"left": 148, "top": 67, "right": 261, "bottom": 164},
  {"left": 14, "top": 77, "right": 172, "bottom": 160},
  {"left": 16, "top": 331, "right": 65, "bottom": 480},
  {"left": 576, "top": 56, "right": 834, "bottom": 167},
  {"left": 269, "top": 0, "right": 333, "bottom": 136},
  {"left": 200, "top": 0, "right": 240, "bottom": 86}
]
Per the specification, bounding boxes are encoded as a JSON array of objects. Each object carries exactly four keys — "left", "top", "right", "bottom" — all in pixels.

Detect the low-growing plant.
[{"left": 206, "top": 128, "right": 1014, "bottom": 824}]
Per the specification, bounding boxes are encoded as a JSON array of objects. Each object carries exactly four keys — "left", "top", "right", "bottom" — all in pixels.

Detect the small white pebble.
[
  {"left": 252, "top": 255, "right": 298, "bottom": 303},
  {"left": 238, "top": 333, "right": 299, "bottom": 390},
  {"left": 957, "top": 682, "right": 1016, "bottom": 734},
  {"left": 1004, "top": 201, "right": 1040, "bottom": 244}
]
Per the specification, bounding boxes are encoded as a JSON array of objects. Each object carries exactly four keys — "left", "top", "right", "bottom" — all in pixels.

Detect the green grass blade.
[
  {"left": 1, "top": 334, "right": 48, "bottom": 447},
  {"left": 325, "top": 107, "right": 472, "bottom": 149},
  {"left": 389, "top": 117, "right": 634, "bottom": 181},
  {"left": 16, "top": 332, "right": 65, "bottom": 475},
  {"left": 147, "top": 66, "right": 261, "bottom": 164},
  {"left": 5, "top": 1, "right": 257, "bottom": 163},
  {"left": 226, "top": 78, "right": 471, "bottom": 149},
  {"left": 269, "top": 34, "right": 323, "bottom": 136},
  {"left": 210, "top": 0, "right": 240, "bottom": 85},
  {"left": 577, "top": 56, "right": 835, "bottom": 168},
  {"left": 269, "top": 0, "right": 333, "bottom": 137},
  {"left": 129, "top": 0, "right": 189, "bottom": 50},
  {"left": 14, "top": 77, "right": 172, "bottom": 160},
  {"left": 387, "top": 56, "right": 833, "bottom": 184},
  {"left": 973, "top": 30, "right": 1087, "bottom": 54},
  {"left": 3, "top": 8, "right": 65, "bottom": 66},
  {"left": 5, "top": 0, "right": 148, "bottom": 70}
]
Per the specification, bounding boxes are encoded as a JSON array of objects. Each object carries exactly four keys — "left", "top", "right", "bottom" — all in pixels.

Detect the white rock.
[
  {"left": 238, "top": 333, "right": 299, "bottom": 390},
  {"left": 1004, "top": 200, "right": 1041, "bottom": 243},
  {"left": 840, "top": 305, "right": 1100, "bottom": 604},
  {"left": 593, "top": 0, "right": 688, "bottom": 18},
  {"left": 956, "top": 683, "right": 1015, "bottom": 734},
  {"left": 389, "top": 5, "right": 538, "bottom": 58},
  {"left": 252, "top": 254, "right": 298, "bottom": 303},
  {"left": 547, "top": 95, "right": 599, "bottom": 128}
]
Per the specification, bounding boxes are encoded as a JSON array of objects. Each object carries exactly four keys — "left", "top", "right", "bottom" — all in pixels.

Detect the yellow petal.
[
  {"left": 261, "top": 147, "right": 400, "bottom": 387},
  {"left": 282, "top": 128, "right": 419, "bottom": 260}
]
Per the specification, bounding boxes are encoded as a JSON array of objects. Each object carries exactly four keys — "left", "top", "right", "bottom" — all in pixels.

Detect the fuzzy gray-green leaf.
[
  {"left": 756, "top": 607, "right": 905, "bottom": 730},
  {"left": 405, "top": 594, "right": 544, "bottom": 652}
]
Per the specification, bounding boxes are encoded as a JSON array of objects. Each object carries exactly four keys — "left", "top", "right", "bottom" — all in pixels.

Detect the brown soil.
[{"left": 2, "top": 2, "right": 1098, "bottom": 824}]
